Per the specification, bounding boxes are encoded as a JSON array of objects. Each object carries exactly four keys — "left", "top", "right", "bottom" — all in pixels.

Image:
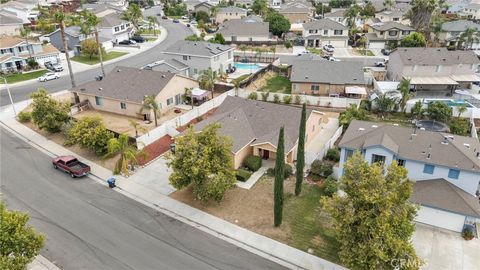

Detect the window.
[
  {"left": 334, "top": 30, "right": 343, "bottom": 35},
  {"left": 380, "top": 31, "right": 384, "bottom": 35},
  {"left": 436, "top": 65, "right": 442, "bottom": 72},
  {"left": 393, "top": 17, "right": 400, "bottom": 21},
  {"left": 121, "top": 25, "right": 125, "bottom": 30},
  {"left": 1, "top": 49, "right": 6, "bottom": 54},
  {"left": 115, "top": 26, "right": 119, "bottom": 32},
  {"left": 309, "top": 30, "right": 315, "bottom": 34},
  {"left": 183, "top": 55, "right": 188, "bottom": 60},
  {"left": 402, "top": 30, "right": 410, "bottom": 35},
  {"left": 371, "top": 154, "right": 386, "bottom": 164},
  {"left": 193, "top": 68, "right": 198, "bottom": 74},
  {"left": 323, "top": 29, "right": 328, "bottom": 35},
  {"left": 95, "top": 96, "right": 103, "bottom": 106},
  {"left": 423, "top": 164, "right": 434, "bottom": 174},
  {"left": 18, "top": 46, "right": 23, "bottom": 52},
  {"left": 344, "top": 149, "right": 354, "bottom": 162},
  {"left": 120, "top": 102, "right": 126, "bottom": 109},
  {"left": 448, "top": 169, "right": 460, "bottom": 179},
  {"left": 388, "top": 30, "right": 398, "bottom": 36},
  {"left": 311, "top": 85, "right": 319, "bottom": 91},
  {"left": 397, "top": 159, "right": 406, "bottom": 166},
  {"left": 167, "top": 97, "right": 173, "bottom": 106}
]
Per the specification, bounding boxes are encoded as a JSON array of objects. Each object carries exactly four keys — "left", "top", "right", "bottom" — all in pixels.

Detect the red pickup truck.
[{"left": 52, "top": 156, "right": 91, "bottom": 178}]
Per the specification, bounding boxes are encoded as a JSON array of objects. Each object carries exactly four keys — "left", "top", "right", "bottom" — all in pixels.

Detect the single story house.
[
  {"left": 303, "top": 18, "right": 348, "bottom": 48},
  {"left": 191, "top": 96, "right": 325, "bottom": 168},
  {"left": 218, "top": 15, "right": 270, "bottom": 43},
  {"left": 290, "top": 60, "right": 366, "bottom": 97},
  {"left": 215, "top": 6, "right": 247, "bottom": 23},
  {"left": 365, "top": 21, "right": 414, "bottom": 49},
  {"left": 0, "top": 36, "right": 60, "bottom": 71},
  {"left": 70, "top": 66, "right": 199, "bottom": 121}
]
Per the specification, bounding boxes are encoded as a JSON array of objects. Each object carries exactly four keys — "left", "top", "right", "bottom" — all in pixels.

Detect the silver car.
[{"left": 38, "top": 72, "right": 59, "bottom": 82}]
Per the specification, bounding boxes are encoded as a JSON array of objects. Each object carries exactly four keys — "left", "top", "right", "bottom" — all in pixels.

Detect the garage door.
[
  {"left": 368, "top": 42, "right": 385, "bottom": 49},
  {"left": 415, "top": 206, "right": 466, "bottom": 232},
  {"left": 325, "top": 40, "right": 347, "bottom": 48}
]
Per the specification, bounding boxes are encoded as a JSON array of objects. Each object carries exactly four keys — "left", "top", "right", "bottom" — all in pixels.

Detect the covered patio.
[{"left": 345, "top": 86, "right": 367, "bottom": 98}]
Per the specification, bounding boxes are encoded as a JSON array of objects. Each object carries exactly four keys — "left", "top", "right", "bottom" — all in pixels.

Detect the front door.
[
  {"left": 263, "top": 150, "right": 269, "bottom": 159},
  {"left": 15, "top": 61, "right": 22, "bottom": 70}
]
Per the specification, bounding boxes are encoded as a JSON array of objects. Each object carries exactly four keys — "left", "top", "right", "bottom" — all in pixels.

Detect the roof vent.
[
  {"left": 358, "top": 127, "right": 365, "bottom": 131},
  {"left": 161, "top": 74, "right": 165, "bottom": 78},
  {"left": 80, "top": 88, "right": 85, "bottom": 91},
  {"left": 305, "top": 76, "right": 308, "bottom": 79},
  {"left": 117, "top": 69, "right": 121, "bottom": 72},
  {"left": 464, "top": 143, "right": 470, "bottom": 148},
  {"left": 420, "top": 127, "right": 425, "bottom": 130},
  {"left": 371, "top": 125, "right": 378, "bottom": 128},
  {"left": 98, "top": 87, "right": 102, "bottom": 91}
]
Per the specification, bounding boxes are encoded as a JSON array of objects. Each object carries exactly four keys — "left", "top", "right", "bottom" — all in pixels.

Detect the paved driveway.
[
  {"left": 130, "top": 157, "right": 175, "bottom": 195},
  {"left": 412, "top": 224, "right": 480, "bottom": 270}
]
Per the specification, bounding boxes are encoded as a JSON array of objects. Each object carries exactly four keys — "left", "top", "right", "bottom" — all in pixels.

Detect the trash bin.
[{"left": 107, "top": 177, "right": 116, "bottom": 188}]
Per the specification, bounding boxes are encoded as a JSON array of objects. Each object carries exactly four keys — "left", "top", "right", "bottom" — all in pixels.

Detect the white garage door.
[
  {"left": 325, "top": 40, "right": 347, "bottom": 48},
  {"left": 415, "top": 206, "right": 466, "bottom": 232},
  {"left": 368, "top": 42, "right": 385, "bottom": 49}
]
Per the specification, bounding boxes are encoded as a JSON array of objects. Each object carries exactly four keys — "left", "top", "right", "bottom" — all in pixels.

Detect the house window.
[
  {"left": 380, "top": 31, "right": 384, "bottom": 35},
  {"left": 183, "top": 55, "right": 188, "bottom": 60},
  {"left": 95, "top": 96, "right": 103, "bottom": 106},
  {"left": 115, "top": 26, "right": 119, "bottom": 32},
  {"left": 0, "top": 49, "right": 6, "bottom": 54},
  {"left": 18, "top": 46, "right": 23, "bottom": 52},
  {"left": 388, "top": 30, "right": 398, "bottom": 36},
  {"left": 448, "top": 169, "right": 460, "bottom": 179},
  {"left": 193, "top": 68, "right": 198, "bottom": 74},
  {"left": 121, "top": 25, "right": 125, "bottom": 30},
  {"left": 344, "top": 149, "right": 354, "bottom": 162},
  {"left": 334, "top": 30, "right": 343, "bottom": 35},
  {"left": 309, "top": 30, "right": 314, "bottom": 34},
  {"left": 323, "top": 29, "right": 328, "bottom": 35},
  {"left": 371, "top": 154, "right": 386, "bottom": 164},
  {"left": 393, "top": 17, "right": 400, "bottom": 21},
  {"left": 412, "top": 65, "right": 417, "bottom": 71},
  {"left": 311, "top": 85, "right": 319, "bottom": 91},
  {"left": 397, "top": 159, "right": 406, "bottom": 166},
  {"left": 402, "top": 30, "right": 410, "bottom": 35},
  {"left": 167, "top": 97, "right": 173, "bottom": 106},
  {"left": 423, "top": 164, "right": 435, "bottom": 174},
  {"left": 120, "top": 102, "right": 126, "bottom": 109},
  {"left": 436, "top": 65, "right": 442, "bottom": 72}
]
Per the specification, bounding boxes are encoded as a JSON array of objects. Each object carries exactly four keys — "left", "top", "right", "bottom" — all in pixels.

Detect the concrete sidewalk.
[
  {"left": 0, "top": 99, "right": 345, "bottom": 270},
  {"left": 28, "top": 255, "right": 61, "bottom": 270}
]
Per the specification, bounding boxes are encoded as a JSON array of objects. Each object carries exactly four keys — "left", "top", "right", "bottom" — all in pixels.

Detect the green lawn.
[
  {"left": 137, "top": 29, "right": 160, "bottom": 35},
  {"left": 71, "top": 51, "right": 128, "bottom": 65},
  {"left": 283, "top": 184, "right": 341, "bottom": 264},
  {"left": 355, "top": 49, "right": 375, "bottom": 56},
  {"left": 1, "top": 69, "right": 48, "bottom": 84},
  {"left": 145, "top": 37, "right": 158, "bottom": 42},
  {"left": 307, "top": 48, "right": 322, "bottom": 55},
  {"left": 260, "top": 75, "right": 291, "bottom": 93},
  {"left": 231, "top": 74, "right": 250, "bottom": 84}
]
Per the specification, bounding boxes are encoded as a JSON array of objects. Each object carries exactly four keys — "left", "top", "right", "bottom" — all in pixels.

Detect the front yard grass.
[
  {"left": 71, "top": 51, "right": 128, "bottom": 65},
  {"left": 307, "top": 48, "right": 323, "bottom": 55},
  {"left": 137, "top": 29, "right": 160, "bottom": 35},
  {"left": 1, "top": 69, "right": 48, "bottom": 84},
  {"left": 353, "top": 48, "right": 375, "bottom": 56},
  {"left": 260, "top": 75, "right": 292, "bottom": 94}
]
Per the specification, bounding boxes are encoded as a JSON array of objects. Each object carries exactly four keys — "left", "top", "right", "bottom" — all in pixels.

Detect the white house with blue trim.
[{"left": 337, "top": 120, "right": 480, "bottom": 232}]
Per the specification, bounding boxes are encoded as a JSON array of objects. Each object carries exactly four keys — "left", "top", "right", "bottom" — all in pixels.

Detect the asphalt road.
[
  {"left": 0, "top": 18, "right": 190, "bottom": 106},
  {"left": 0, "top": 128, "right": 287, "bottom": 270}
]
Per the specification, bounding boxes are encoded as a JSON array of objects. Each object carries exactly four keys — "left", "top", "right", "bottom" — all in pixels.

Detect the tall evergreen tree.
[
  {"left": 295, "top": 103, "right": 306, "bottom": 196},
  {"left": 274, "top": 127, "right": 285, "bottom": 227}
]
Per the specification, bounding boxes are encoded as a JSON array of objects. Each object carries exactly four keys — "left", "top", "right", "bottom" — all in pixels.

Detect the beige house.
[
  {"left": 290, "top": 60, "right": 366, "bottom": 97},
  {"left": 215, "top": 6, "right": 247, "bottom": 23},
  {"left": 279, "top": 3, "right": 312, "bottom": 24},
  {"left": 365, "top": 21, "right": 414, "bottom": 49},
  {"left": 71, "top": 66, "right": 199, "bottom": 121},
  {"left": 192, "top": 96, "right": 324, "bottom": 168}
]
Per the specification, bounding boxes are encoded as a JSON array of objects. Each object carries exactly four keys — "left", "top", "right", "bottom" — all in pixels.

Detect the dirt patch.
[
  {"left": 245, "top": 71, "right": 275, "bottom": 92},
  {"left": 137, "top": 135, "right": 172, "bottom": 165},
  {"left": 176, "top": 108, "right": 217, "bottom": 132}
]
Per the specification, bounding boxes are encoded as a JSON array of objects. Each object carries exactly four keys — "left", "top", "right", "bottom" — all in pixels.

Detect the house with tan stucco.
[
  {"left": 191, "top": 96, "right": 324, "bottom": 168},
  {"left": 70, "top": 66, "right": 199, "bottom": 122}
]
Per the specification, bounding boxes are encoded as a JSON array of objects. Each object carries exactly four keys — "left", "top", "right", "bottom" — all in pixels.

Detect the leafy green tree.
[
  {"left": 198, "top": 68, "right": 218, "bottom": 99},
  {"left": 321, "top": 153, "right": 421, "bottom": 269},
  {"left": 398, "top": 78, "right": 411, "bottom": 112},
  {"left": 104, "top": 134, "right": 145, "bottom": 176},
  {"left": 315, "top": 4, "right": 331, "bottom": 15},
  {"left": 407, "top": 0, "right": 438, "bottom": 35},
  {"left": 383, "top": 0, "right": 395, "bottom": 10},
  {"left": 339, "top": 104, "right": 368, "bottom": 128},
  {"left": 361, "top": 2, "right": 376, "bottom": 17},
  {"left": 329, "top": 0, "right": 353, "bottom": 8},
  {"left": 0, "top": 202, "right": 45, "bottom": 270},
  {"left": 265, "top": 12, "right": 291, "bottom": 37},
  {"left": 426, "top": 101, "right": 452, "bottom": 122},
  {"left": 400, "top": 32, "right": 427, "bottom": 47},
  {"left": 122, "top": 3, "right": 143, "bottom": 29},
  {"left": 449, "top": 118, "right": 469, "bottom": 136},
  {"left": 82, "top": 11, "right": 105, "bottom": 77},
  {"left": 80, "top": 39, "right": 102, "bottom": 60},
  {"left": 167, "top": 123, "right": 236, "bottom": 203},
  {"left": 295, "top": 103, "right": 306, "bottom": 196},
  {"left": 459, "top": 27, "right": 479, "bottom": 50},
  {"left": 274, "top": 127, "right": 285, "bottom": 226},
  {"left": 345, "top": 5, "right": 361, "bottom": 28},
  {"left": 185, "top": 34, "right": 204, "bottom": 41},
  {"left": 284, "top": 40, "right": 292, "bottom": 49},
  {"left": 376, "top": 93, "right": 397, "bottom": 117},
  {"left": 30, "top": 89, "right": 70, "bottom": 133},
  {"left": 251, "top": 0, "right": 268, "bottom": 15},
  {"left": 411, "top": 100, "right": 424, "bottom": 119},
  {"left": 196, "top": 10, "right": 210, "bottom": 23},
  {"left": 141, "top": 95, "right": 161, "bottom": 127},
  {"left": 66, "top": 116, "right": 114, "bottom": 155},
  {"left": 210, "top": 33, "right": 226, "bottom": 44},
  {"left": 457, "top": 105, "right": 467, "bottom": 118},
  {"left": 147, "top": 15, "right": 159, "bottom": 35}
]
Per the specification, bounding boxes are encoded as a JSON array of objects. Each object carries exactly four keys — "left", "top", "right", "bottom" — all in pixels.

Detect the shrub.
[
  {"left": 323, "top": 175, "right": 338, "bottom": 196},
  {"left": 284, "top": 40, "right": 292, "bottom": 49},
  {"left": 462, "top": 228, "right": 474, "bottom": 240},
  {"left": 325, "top": 148, "right": 340, "bottom": 162},
  {"left": 17, "top": 111, "right": 32, "bottom": 122},
  {"left": 270, "top": 163, "right": 293, "bottom": 178},
  {"left": 273, "top": 94, "right": 280, "bottom": 103},
  {"left": 261, "top": 92, "right": 269, "bottom": 101},
  {"left": 236, "top": 169, "right": 252, "bottom": 182},
  {"left": 449, "top": 118, "right": 469, "bottom": 136},
  {"left": 283, "top": 95, "right": 291, "bottom": 104},
  {"left": 30, "top": 89, "right": 70, "bottom": 133},
  {"left": 65, "top": 116, "right": 114, "bottom": 156},
  {"left": 27, "top": 59, "right": 39, "bottom": 69},
  {"left": 294, "top": 95, "right": 301, "bottom": 105},
  {"left": 311, "top": 160, "right": 333, "bottom": 177},
  {"left": 248, "top": 92, "right": 258, "bottom": 100},
  {"left": 244, "top": 155, "right": 262, "bottom": 171}
]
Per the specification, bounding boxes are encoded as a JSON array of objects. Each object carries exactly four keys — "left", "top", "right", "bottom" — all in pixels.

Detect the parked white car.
[
  {"left": 323, "top": 44, "right": 335, "bottom": 53},
  {"left": 38, "top": 72, "right": 59, "bottom": 82}
]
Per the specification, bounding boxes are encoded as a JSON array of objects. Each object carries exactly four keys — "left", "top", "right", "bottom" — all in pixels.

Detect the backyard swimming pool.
[
  {"left": 424, "top": 99, "right": 473, "bottom": 108},
  {"left": 233, "top": 62, "right": 262, "bottom": 71}
]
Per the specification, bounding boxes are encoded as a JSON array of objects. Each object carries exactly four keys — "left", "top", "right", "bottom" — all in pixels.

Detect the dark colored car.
[
  {"left": 186, "top": 24, "right": 190, "bottom": 27},
  {"left": 206, "top": 28, "right": 216, "bottom": 33},
  {"left": 172, "top": 19, "right": 180, "bottom": 23},
  {"left": 131, "top": 35, "right": 145, "bottom": 43},
  {"left": 381, "top": 48, "right": 391, "bottom": 55},
  {"left": 162, "top": 16, "right": 168, "bottom": 19},
  {"left": 119, "top": 40, "right": 134, "bottom": 45},
  {"left": 52, "top": 155, "right": 91, "bottom": 178}
]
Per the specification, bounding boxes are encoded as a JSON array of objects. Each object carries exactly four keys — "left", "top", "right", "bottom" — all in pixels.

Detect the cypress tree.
[
  {"left": 274, "top": 127, "right": 285, "bottom": 227},
  {"left": 295, "top": 103, "right": 306, "bottom": 196}
]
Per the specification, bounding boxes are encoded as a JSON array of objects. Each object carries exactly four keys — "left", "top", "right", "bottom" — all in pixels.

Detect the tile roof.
[
  {"left": 279, "top": 4, "right": 311, "bottom": 13},
  {"left": 339, "top": 120, "right": 480, "bottom": 172},
  {"left": 163, "top": 40, "right": 232, "bottom": 57},
  {"left": 290, "top": 60, "right": 365, "bottom": 84},
  {"left": 303, "top": 18, "right": 347, "bottom": 30},
  {"left": 441, "top": 20, "right": 480, "bottom": 32},
  {"left": 71, "top": 66, "right": 179, "bottom": 104},
  {"left": 369, "top": 21, "right": 414, "bottom": 31},
  {"left": 411, "top": 179, "right": 480, "bottom": 218},
  {"left": 392, "top": 47, "right": 480, "bottom": 65},
  {"left": 192, "top": 96, "right": 315, "bottom": 152}
]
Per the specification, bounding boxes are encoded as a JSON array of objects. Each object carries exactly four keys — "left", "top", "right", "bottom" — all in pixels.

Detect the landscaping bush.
[
  {"left": 248, "top": 92, "right": 258, "bottom": 100},
  {"left": 244, "top": 155, "right": 262, "bottom": 171},
  {"left": 323, "top": 175, "right": 338, "bottom": 197},
  {"left": 283, "top": 95, "right": 291, "bottom": 104},
  {"left": 462, "top": 227, "right": 474, "bottom": 240},
  {"left": 65, "top": 116, "right": 114, "bottom": 156},
  {"left": 325, "top": 148, "right": 340, "bottom": 162},
  {"left": 449, "top": 118, "right": 469, "bottom": 136},
  {"left": 261, "top": 92, "right": 269, "bottom": 101},
  {"left": 236, "top": 168, "right": 252, "bottom": 182},
  {"left": 17, "top": 111, "right": 32, "bottom": 123},
  {"left": 273, "top": 94, "right": 280, "bottom": 103},
  {"left": 311, "top": 160, "right": 333, "bottom": 177},
  {"left": 30, "top": 89, "right": 70, "bottom": 133},
  {"left": 27, "top": 59, "right": 39, "bottom": 69},
  {"left": 269, "top": 164, "right": 293, "bottom": 178},
  {"left": 294, "top": 95, "right": 301, "bottom": 105}
]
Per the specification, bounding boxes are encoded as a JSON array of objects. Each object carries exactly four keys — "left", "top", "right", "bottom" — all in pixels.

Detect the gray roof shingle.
[
  {"left": 290, "top": 60, "right": 365, "bottom": 84},
  {"left": 369, "top": 21, "right": 414, "bottom": 31},
  {"left": 99, "top": 12, "right": 126, "bottom": 28},
  {"left": 392, "top": 47, "right": 480, "bottom": 65},
  {"left": 218, "top": 17, "right": 269, "bottom": 37},
  {"left": 303, "top": 18, "right": 347, "bottom": 30},
  {"left": 163, "top": 41, "right": 232, "bottom": 57},
  {"left": 441, "top": 20, "right": 480, "bottom": 32},
  {"left": 217, "top": 6, "right": 247, "bottom": 13}
]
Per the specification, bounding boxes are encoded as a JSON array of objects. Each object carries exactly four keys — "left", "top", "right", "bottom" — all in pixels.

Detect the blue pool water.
[
  {"left": 425, "top": 99, "right": 473, "bottom": 108},
  {"left": 233, "top": 62, "right": 262, "bottom": 70}
]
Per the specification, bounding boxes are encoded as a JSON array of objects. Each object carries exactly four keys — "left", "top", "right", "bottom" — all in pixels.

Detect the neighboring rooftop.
[
  {"left": 376, "top": 9, "right": 404, "bottom": 17},
  {"left": 303, "top": 18, "right": 347, "bottom": 30},
  {"left": 369, "top": 21, "right": 414, "bottom": 31},
  {"left": 217, "top": 6, "right": 247, "bottom": 13},
  {"left": 441, "top": 20, "right": 480, "bottom": 32},
  {"left": 392, "top": 47, "right": 480, "bottom": 65},
  {"left": 290, "top": 60, "right": 365, "bottom": 84},
  {"left": 0, "top": 11, "right": 23, "bottom": 24},
  {"left": 71, "top": 66, "right": 177, "bottom": 104},
  {"left": 218, "top": 17, "right": 269, "bottom": 37},
  {"left": 339, "top": 120, "right": 480, "bottom": 172},
  {"left": 411, "top": 179, "right": 480, "bottom": 218},
  {"left": 163, "top": 40, "right": 232, "bottom": 57},
  {"left": 0, "top": 36, "right": 40, "bottom": 48},
  {"left": 279, "top": 3, "right": 311, "bottom": 13},
  {"left": 192, "top": 96, "right": 316, "bottom": 152},
  {"left": 98, "top": 12, "right": 127, "bottom": 28},
  {"left": 323, "top": 9, "right": 346, "bottom": 18}
]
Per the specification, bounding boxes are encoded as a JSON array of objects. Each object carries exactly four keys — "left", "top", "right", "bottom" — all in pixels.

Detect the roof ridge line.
[{"left": 445, "top": 180, "right": 480, "bottom": 216}]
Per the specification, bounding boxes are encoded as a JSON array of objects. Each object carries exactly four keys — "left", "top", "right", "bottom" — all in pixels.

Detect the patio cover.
[
  {"left": 191, "top": 88, "right": 209, "bottom": 99},
  {"left": 406, "top": 76, "right": 459, "bottom": 85},
  {"left": 450, "top": 74, "right": 480, "bottom": 82},
  {"left": 345, "top": 86, "right": 367, "bottom": 95}
]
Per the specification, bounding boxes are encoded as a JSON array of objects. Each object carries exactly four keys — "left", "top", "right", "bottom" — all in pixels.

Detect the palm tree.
[
  {"left": 198, "top": 68, "right": 218, "bottom": 99},
  {"left": 104, "top": 134, "right": 146, "bottom": 176},
  {"left": 376, "top": 93, "right": 397, "bottom": 117},
  {"left": 398, "top": 78, "right": 411, "bottom": 112},
  {"left": 457, "top": 105, "right": 467, "bottom": 118},
  {"left": 122, "top": 3, "right": 143, "bottom": 30},
  {"left": 459, "top": 27, "right": 479, "bottom": 50},
  {"left": 79, "top": 23, "right": 91, "bottom": 39},
  {"left": 147, "top": 16, "right": 158, "bottom": 36},
  {"left": 83, "top": 11, "right": 105, "bottom": 77},
  {"left": 129, "top": 119, "right": 147, "bottom": 138},
  {"left": 232, "top": 79, "right": 240, "bottom": 97},
  {"left": 141, "top": 95, "right": 161, "bottom": 127},
  {"left": 19, "top": 27, "right": 32, "bottom": 59}
]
